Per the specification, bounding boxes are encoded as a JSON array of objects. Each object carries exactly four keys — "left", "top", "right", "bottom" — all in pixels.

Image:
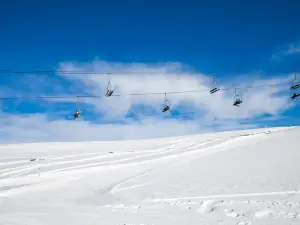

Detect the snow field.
[{"left": 0, "top": 126, "right": 299, "bottom": 225}]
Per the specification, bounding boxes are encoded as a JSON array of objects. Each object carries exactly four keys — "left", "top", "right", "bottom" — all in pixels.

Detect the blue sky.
[{"left": 0, "top": 0, "right": 300, "bottom": 143}]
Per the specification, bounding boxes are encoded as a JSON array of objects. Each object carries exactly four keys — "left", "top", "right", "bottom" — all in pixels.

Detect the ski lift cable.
[
  {"left": 0, "top": 70, "right": 113, "bottom": 75},
  {"left": 0, "top": 69, "right": 295, "bottom": 90},
  {"left": 0, "top": 81, "right": 292, "bottom": 100},
  {"left": 0, "top": 70, "right": 196, "bottom": 76},
  {"left": 1, "top": 70, "right": 299, "bottom": 82}
]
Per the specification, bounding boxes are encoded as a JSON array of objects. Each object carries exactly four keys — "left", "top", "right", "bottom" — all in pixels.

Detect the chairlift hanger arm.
[{"left": 212, "top": 74, "right": 216, "bottom": 84}]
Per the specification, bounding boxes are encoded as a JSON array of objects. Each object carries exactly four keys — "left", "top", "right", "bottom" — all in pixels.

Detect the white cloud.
[
  {"left": 0, "top": 60, "right": 295, "bottom": 143},
  {"left": 0, "top": 112, "right": 201, "bottom": 144},
  {"left": 58, "top": 60, "right": 292, "bottom": 120}
]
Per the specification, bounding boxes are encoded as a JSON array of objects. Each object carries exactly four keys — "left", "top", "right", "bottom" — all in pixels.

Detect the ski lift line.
[
  {"left": 1, "top": 70, "right": 300, "bottom": 88},
  {"left": 1, "top": 69, "right": 299, "bottom": 77},
  {"left": 0, "top": 95, "right": 104, "bottom": 100},
  {"left": 112, "top": 83, "right": 284, "bottom": 97},
  {"left": 106, "top": 83, "right": 288, "bottom": 97},
  {"left": 0, "top": 81, "right": 293, "bottom": 101},
  {"left": 0, "top": 70, "right": 197, "bottom": 76},
  {"left": 0, "top": 70, "right": 113, "bottom": 75}
]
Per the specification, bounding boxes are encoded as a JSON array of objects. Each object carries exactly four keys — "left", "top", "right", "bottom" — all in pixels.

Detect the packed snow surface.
[{"left": 1, "top": 126, "right": 300, "bottom": 225}]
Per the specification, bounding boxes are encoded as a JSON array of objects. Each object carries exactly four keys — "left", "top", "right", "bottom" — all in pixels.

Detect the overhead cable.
[{"left": 0, "top": 82, "right": 291, "bottom": 100}]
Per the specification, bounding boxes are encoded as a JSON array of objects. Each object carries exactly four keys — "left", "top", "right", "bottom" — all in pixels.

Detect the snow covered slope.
[{"left": 1, "top": 126, "right": 300, "bottom": 225}]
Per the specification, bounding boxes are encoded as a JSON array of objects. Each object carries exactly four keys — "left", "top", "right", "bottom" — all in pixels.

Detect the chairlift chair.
[
  {"left": 74, "top": 109, "right": 81, "bottom": 119},
  {"left": 233, "top": 98, "right": 242, "bottom": 106},
  {"left": 210, "top": 87, "right": 220, "bottom": 94},
  {"left": 162, "top": 104, "right": 170, "bottom": 112},
  {"left": 105, "top": 89, "right": 114, "bottom": 97},
  {"left": 290, "top": 83, "right": 300, "bottom": 90},
  {"left": 291, "top": 93, "right": 300, "bottom": 100},
  {"left": 105, "top": 80, "right": 114, "bottom": 97},
  {"left": 161, "top": 93, "right": 171, "bottom": 112},
  {"left": 73, "top": 97, "right": 81, "bottom": 119},
  {"left": 233, "top": 88, "right": 242, "bottom": 106},
  {"left": 210, "top": 74, "right": 220, "bottom": 94}
]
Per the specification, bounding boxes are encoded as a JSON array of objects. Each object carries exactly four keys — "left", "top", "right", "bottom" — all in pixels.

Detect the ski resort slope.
[{"left": 1, "top": 126, "right": 300, "bottom": 225}]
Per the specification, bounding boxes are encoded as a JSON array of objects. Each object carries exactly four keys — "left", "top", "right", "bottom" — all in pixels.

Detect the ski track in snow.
[{"left": 0, "top": 126, "right": 299, "bottom": 225}]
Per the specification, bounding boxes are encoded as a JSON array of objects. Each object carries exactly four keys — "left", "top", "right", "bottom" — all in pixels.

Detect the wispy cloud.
[
  {"left": 0, "top": 60, "right": 295, "bottom": 143},
  {"left": 286, "top": 44, "right": 300, "bottom": 55},
  {"left": 271, "top": 41, "right": 300, "bottom": 60}
]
